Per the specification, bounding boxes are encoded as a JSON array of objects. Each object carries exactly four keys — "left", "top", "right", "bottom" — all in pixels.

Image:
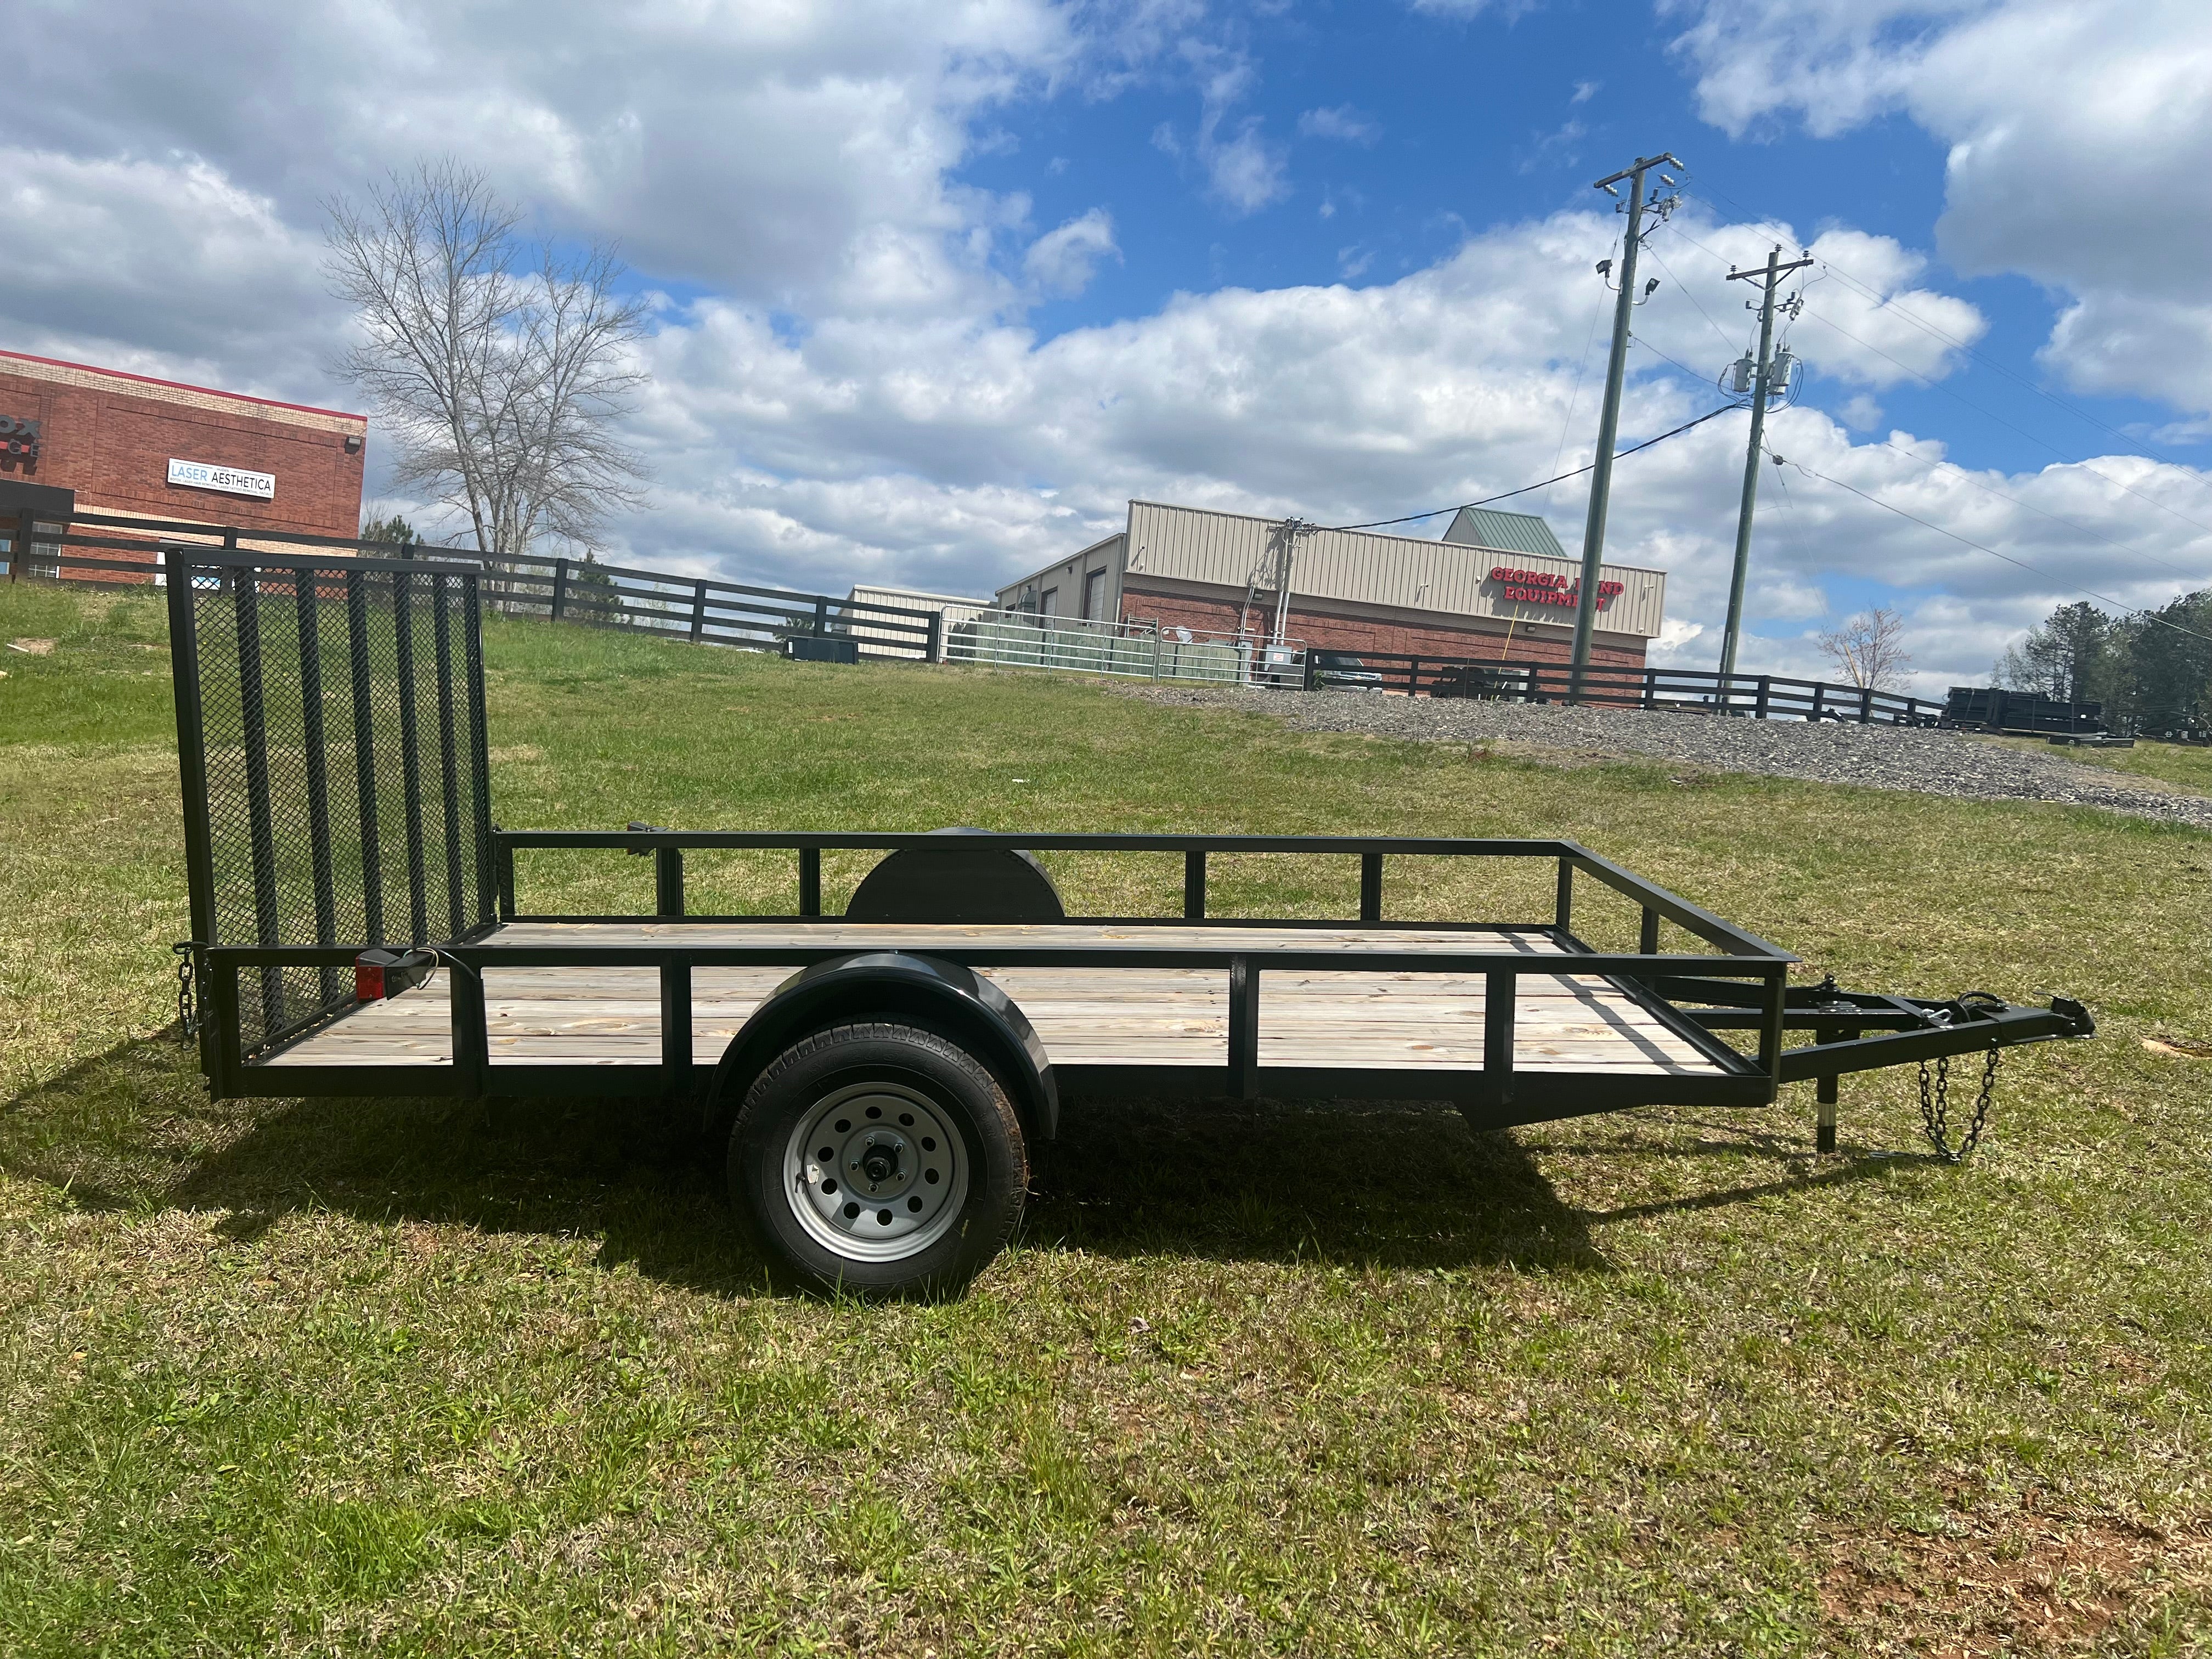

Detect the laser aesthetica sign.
[{"left": 167, "top": 457, "right": 275, "bottom": 500}]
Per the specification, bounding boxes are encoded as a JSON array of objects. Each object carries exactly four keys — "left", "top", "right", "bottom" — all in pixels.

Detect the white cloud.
[
  {"left": 2042, "top": 291, "right": 2212, "bottom": 416},
  {"left": 1022, "top": 209, "right": 1120, "bottom": 296},
  {"left": 1198, "top": 117, "right": 1290, "bottom": 214},
  {"left": 7, "top": 0, "right": 1106, "bottom": 320},
  {"left": 1753, "top": 576, "right": 1831, "bottom": 622},
  {"left": 1571, "top": 79, "right": 1600, "bottom": 104},
  {"left": 1667, "top": 0, "right": 2212, "bottom": 416},
  {"left": 0, "top": 148, "right": 336, "bottom": 404},
  {"left": 1664, "top": 0, "right": 1988, "bottom": 138},
  {"left": 1298, "top": 105, "right": 1381, "bottom": 144},
  {"left": 615, "top": 200, "right": 2208, "bottom": 691},
  {"left": 1838, "top": 394, "right": 1883, "bottom": 431},
  {"left": 1517, "top": 119, "right": 1586, "bottom": 174},
  {"left": 1635, "top": 215, "right": 1985, "bottom": 390},
  {"left": 1792, "top": 228, "right": 1987, "bottom": 386},
  {"left": 1149, "top": 48, "right": 1290, "bottom": 215},
  {"left": 3, "top": 0, "right": 2203, "bottom": 695},
  {"left": 1408, "top": 0, "right": 1527, "bottom": 16}
]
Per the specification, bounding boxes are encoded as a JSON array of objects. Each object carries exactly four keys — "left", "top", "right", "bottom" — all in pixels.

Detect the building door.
[
  {"left": 1082, "top": 567, "right": 1107, "bottom": 620},
  {"left": 1039, "top": 586, "right": 1058, "bottom": 618}
]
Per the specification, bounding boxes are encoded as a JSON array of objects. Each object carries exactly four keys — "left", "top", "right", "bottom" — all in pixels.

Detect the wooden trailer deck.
[{"left": 263, "top": 921, "right": 1731, "bottom": 1077}]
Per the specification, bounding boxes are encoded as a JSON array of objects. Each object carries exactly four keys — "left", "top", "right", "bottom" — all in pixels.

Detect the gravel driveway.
[{"left": 1121, "top": 684, "right": 2212, "bottom": 831}]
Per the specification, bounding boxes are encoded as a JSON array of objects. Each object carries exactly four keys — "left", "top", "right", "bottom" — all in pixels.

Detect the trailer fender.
[{"left": 708, "top": 952, "right": 1058, "bottom": 1143}]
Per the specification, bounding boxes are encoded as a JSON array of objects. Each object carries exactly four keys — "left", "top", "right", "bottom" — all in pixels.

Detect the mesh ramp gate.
[{"left": 167, "top": 548, "right": 495, "bottom": 1059}]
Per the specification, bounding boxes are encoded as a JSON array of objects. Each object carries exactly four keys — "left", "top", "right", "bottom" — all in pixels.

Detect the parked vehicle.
[
  {"left": 1311, "top": 652, "right": 1385, "bottom": 690},
  {"left": 1429, "top": 663, "right": 1532, "bottom": 701}
]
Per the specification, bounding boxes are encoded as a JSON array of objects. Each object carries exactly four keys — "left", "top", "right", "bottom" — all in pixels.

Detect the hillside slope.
[{"left": 2, "top": 580, "right": 2208, "bottom": 1655}]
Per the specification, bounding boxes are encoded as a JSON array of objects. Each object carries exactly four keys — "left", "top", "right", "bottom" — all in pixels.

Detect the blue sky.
[
  {"left": 977, "top": 3, "right": 2168, "bottom": 481},
  {"left": 5, "top": 0, "right": 2209, "bottom": 688}
]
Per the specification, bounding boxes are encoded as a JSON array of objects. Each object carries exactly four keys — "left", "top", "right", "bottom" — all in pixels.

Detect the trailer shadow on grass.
[
  {"left": 2, "top": 1037, "right": 1886, "bottom": 1291},
  {"left": 1027, "top": 1094, "right": 1608, "bottom": 1273}
]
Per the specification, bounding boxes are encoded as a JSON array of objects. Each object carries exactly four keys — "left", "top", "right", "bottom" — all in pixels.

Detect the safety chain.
[
  {"left": 1918, "top": 1043, "right": 2001, "bottom": 1163},
  {"left": 172, "top": 942, "right": 201, "bottom": 1043}
]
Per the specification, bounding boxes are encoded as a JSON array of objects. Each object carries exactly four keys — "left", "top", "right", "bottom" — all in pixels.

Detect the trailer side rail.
[{"left": 493, "top": 830, "right": 1789, "bottom": 959}]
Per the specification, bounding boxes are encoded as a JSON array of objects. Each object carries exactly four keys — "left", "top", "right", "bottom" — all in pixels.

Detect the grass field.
[
  {"left": 1973, "top": 732, "right": 2212, "bottom": 798},
  {"left": 3, "top": 581, "right": 2209, "bottom": 1656}
]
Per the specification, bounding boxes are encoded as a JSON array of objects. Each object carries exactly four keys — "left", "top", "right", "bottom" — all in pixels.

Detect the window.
[{"left": 1082, "top": 568, "right": 1107, "bottom": 620}]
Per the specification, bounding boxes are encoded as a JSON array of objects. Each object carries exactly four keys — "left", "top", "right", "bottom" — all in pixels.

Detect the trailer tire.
[{"left": 727, "top": 1022, "right": 1027, "bottom": 1297}]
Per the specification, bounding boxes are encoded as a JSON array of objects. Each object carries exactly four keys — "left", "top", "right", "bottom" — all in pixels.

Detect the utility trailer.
[{"left": 166, "top": 548, "right": 2096, "bottom": 1294}]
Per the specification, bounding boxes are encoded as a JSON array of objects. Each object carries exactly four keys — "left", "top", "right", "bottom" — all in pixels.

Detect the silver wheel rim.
[{"left": 782, "top": 1080, "right": 969, "bottom": 1263}]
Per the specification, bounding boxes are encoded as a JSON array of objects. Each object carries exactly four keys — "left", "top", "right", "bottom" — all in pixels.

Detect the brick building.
[
  {"left": 0, "top": 349, "right": 369, "bottom": 575},
  {"left": 994, "top": 499, "right": 1666, "bottom": 671}
]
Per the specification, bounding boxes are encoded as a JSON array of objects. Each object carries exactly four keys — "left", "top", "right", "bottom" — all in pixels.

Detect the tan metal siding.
[
  {"left": 995, "top": 533, "right": 1125, "bottom": 612},
  {"left": 1124, "top": 500, "right": 1666, "bottom": 638},
  {"left": 846, "top": 585, "right": 989, "bottom": 650}
]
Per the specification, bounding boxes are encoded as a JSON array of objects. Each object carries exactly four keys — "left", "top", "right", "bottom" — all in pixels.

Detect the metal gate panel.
[{"left": 167, "top": 549, "right": 495, "bottom": 1059}]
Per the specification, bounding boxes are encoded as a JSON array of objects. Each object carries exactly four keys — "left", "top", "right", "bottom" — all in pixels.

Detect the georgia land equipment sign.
[{"left": 1488, "top": 565, "right": 1621, "bottom": 611}]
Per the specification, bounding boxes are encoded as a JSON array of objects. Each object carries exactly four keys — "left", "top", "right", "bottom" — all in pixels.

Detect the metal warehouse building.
[
  {"left": 995, "top": 499, "right": 1666, "bottom": 671},
  {"left": 843, "top": 583, "right": 992, "bottom": 651}
]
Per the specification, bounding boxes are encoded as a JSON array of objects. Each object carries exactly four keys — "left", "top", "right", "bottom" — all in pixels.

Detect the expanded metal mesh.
[{"left": 176, "top": 555, "right": 494, "bottom": 1057}]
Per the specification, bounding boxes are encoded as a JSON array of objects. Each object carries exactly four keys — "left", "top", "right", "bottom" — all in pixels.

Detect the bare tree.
[
  {"left": 1816, "top": 606, "right": 1914, "bottom": 691},
  {"left": 324, "top": 160, "right": 650, "bottom": 560}
]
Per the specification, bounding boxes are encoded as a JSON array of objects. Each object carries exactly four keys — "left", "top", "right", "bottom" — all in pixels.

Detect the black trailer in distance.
[{"left": 165, "top": 543, "right": 2096, "bottom": 1296}]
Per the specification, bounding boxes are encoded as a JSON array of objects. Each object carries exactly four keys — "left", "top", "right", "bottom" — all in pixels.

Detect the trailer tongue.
[{"left": 165, "top": 547, "right": 2095, "bottom": 1295}]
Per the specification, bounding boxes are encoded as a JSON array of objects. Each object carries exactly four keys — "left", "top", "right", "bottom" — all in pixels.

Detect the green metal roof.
[{"left": 1441, "top": 505, "right": 1568, "bottom": 561}]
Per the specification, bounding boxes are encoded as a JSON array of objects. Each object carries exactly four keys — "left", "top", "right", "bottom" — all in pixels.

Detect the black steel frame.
[
  {"left": 168, "top": 551, "right": 2091, "bottom": 1133},
  {"left": 168, "top": 545, "right": 498, "bottom": 1070},
  {"left": 196, "top": 829, "right": 2091, "bottom": 1133}
]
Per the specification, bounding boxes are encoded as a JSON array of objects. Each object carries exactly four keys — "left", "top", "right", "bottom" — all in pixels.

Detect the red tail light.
[{"left": 354, "top": 949, "right": 433, "bottom": 1001}]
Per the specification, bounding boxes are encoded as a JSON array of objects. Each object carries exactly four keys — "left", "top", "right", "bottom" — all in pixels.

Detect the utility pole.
[
  {"left": 1238, "top": 517, "right": 1307, "bottom": 643},
  {"left": 1570, "top": 153, "right": 1683, "bottom": 702},
  {"left": 1271, "top": 518, "right": 1306, "bottom": 645},
  {"left": 1717, "top": 245, "right": 1812, "bottom": 699}
]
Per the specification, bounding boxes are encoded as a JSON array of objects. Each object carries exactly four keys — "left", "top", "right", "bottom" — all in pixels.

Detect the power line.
[
  {"left": 1791, "top": 305, "right": 2212, "bottom": 540},
  {"left": 1682, "top": 177, "right": 2212, "bottom": 499},
  {"left": 1662, "top": 212, "right": 2212, "bottom": 537},
  {"left": 1766, "top": 443, "right": 1812, "bottom": 570},
  {"left": 1323, "top": 404, "right": 1735, "bottom": 533},
  {"left": 1643, "top": 239, "right": 1742, "bottom": 357},
  {"left": 1872, "top": 437, "right": 2209, "bottom": 584},
  {"left": 1628, "top": 332, "right": 1713, "bottom": 385},
  {"left": 1660, "top": 205, "right": 2212, "bottom": 609},
  {"left": 1788, "top": 462, "right": 2212, "bottom": 643},
  {"left": 1547, "top": 307, "right": 1602, "bottom": 509}
]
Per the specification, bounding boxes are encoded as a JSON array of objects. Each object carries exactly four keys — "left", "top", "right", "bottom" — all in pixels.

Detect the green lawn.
[{"left": 3, "top": 583, "right": 2209, "bottom": 1656}]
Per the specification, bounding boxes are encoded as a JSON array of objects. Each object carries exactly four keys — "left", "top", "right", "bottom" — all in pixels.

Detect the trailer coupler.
[
  {"left": 1770, "top": 989, "right": 2094, "bottom": 1087},
  {"left": 1657, "top": 976, "right": 2094, "bottom": 1156}
]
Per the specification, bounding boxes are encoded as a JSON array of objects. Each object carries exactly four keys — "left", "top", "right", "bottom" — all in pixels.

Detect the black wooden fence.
[
  {"left": 3, "top": 506, "right": 2080, "bottom": 732},
  {"left": 1308, "top": 650, "right": 1943, "bottom": 725},
  {"left": 471, "top": 552, "right": 943, "bottom": 662},
  {"left": 2, "top": 510, "right": 944, "bottom": 663},
  {"left": 3, "top": 508, "right": 483, "bottom": 586}
]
